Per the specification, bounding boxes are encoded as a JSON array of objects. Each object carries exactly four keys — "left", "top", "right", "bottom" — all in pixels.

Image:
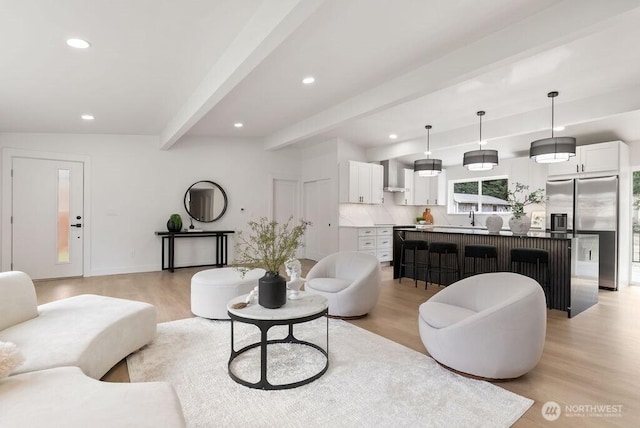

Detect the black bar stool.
[
  {"left": 510, "top": 248, "right": 550, "bottom": 307},
  {"left": 427, "top": 242, "right": 460, "bottom": 287},
  {"left": 463, "top": 244, "right": 498, "bottom": 277},
  {"left": 398, "top": 240, "right": 429, "bottom": 287}
]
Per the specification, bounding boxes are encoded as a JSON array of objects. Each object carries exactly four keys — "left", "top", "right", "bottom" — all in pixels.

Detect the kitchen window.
[{"left": 449, "top": 176, "right": 509, "bottom": 214}]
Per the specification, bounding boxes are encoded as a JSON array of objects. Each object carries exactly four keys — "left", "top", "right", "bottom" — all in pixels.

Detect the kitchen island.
[{"left": 394, "top": 226, "right": 599, "bottom": 317}]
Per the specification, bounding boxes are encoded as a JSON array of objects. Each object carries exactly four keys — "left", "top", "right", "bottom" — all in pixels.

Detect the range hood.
[{"left": 381, "top": 159, "right": 408, "bottom": 192}]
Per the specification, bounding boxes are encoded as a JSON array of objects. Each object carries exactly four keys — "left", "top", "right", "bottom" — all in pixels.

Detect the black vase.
[
  {"left": 258, "top": 272, "right": 287, "bottom": 309},
  {"left": 167, "top": 219, "right": 180, "bottom": 232}
]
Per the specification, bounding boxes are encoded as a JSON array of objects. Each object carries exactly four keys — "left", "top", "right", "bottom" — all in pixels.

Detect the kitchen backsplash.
[
  {"left": 339, "top": 193, "right": 450, "bottom": 226},
  {"left": 339, "top": 195, "right": 536, "bottom": 228}
]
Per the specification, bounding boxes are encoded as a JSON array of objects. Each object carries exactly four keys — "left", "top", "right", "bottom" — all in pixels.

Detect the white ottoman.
[{"left": 191, "top": 267, "right": 266, "bottom": 319}]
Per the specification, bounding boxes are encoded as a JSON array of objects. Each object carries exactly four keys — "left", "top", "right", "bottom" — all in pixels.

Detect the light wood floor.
[{"left": 34, "top": 263, "right": 640, "bottom": 427}]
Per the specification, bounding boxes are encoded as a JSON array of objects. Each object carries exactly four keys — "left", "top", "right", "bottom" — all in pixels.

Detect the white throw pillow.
[{"left": 0, "top": 341, "right": 25, "bottom": 379}]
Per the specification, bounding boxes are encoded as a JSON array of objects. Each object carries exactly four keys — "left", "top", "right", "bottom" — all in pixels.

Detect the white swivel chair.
[
  {"left": 418, "top": 272, "right": 547, "bottom": 379},
  {"left": 304, "top": 252, "right": 381, "bottom": 318}
]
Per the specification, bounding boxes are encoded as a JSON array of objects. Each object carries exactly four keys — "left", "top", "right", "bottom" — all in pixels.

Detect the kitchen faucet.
[{"left": 469, "top": 210, "right": 475, "bottom": 226}]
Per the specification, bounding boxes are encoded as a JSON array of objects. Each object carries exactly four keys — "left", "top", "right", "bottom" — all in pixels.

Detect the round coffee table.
[{"left": 227, "top": 292, "right": 329, "bottom": 390}]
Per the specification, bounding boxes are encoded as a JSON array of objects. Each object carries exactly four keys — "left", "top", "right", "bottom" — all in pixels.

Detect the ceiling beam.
[
  {"left": 263, "top": 0, "right": 640, "bottom": 151},
  {"left": 159, "top": 0, "right": 325, "bottom": 150}
]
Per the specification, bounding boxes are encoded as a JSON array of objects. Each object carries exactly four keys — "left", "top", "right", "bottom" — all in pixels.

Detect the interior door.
[
  {"left": 304, "top": 179, "right": 332, "bottom": 261},
  {"left": 12, "top": 157, "right": 84, "bottom": 279},
  {"left": 272, "top": 178, "right": 299, "bottom": 224}
]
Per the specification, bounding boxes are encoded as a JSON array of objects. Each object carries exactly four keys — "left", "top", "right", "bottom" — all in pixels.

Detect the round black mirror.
[{"left": 184, "top": 181, "right": 228, "bottom": 223}]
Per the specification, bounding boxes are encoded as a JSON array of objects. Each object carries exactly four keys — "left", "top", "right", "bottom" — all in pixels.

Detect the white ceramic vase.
[
  {"left": 509, "top": 215, "right": 531, "bottom": 235},
  {"left": 485, "top": 214, "right": 503, "bottom": 234}
]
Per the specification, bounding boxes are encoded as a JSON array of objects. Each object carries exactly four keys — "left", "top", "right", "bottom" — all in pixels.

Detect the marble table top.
[{"left": 227, "top": 292, "right": 328, "bottom": 321}]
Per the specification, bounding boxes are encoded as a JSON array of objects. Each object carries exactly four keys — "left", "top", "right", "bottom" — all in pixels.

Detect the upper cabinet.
[
  {"left": 395, "top": 168, "right": 415, "bottom": 205},
  {"left": 548, "top": 141, "right": 623, "bottom": 178},
  {"left": 413, "top": 170, "right": 447, "bottom": 206},
  {"left": 396, "top": 169, "right": 447, "bottom": 206},
  {"left": 340, "top": 161, "right": 384, "bottom": 204}
]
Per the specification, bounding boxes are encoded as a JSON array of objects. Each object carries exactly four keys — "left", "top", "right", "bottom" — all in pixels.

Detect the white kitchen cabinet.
[
  {"left": 339, "top": 226, "right": 393, "bottom": 262},
  {"left": 340, "top": 161, "right": 384, "bottom": 204},
  {"left": 395, "top": 168, "right": 415, "bottom": 205},
  {"left": 548, "top": 141, "right": 622, "bottom": 178},
  {"left": 370, "top": 163, "right": 384, "bottom": 204},
  {"left": 413, "top": 170, "right": 447, "bottom": 206}
]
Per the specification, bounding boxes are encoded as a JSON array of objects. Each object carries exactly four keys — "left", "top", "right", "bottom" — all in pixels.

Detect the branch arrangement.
[{"left": 234, "top": 216, "right": 311, "bottom": 274}]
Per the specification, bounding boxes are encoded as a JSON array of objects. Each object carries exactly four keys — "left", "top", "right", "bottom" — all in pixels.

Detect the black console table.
[{"left": 155, "top": 230, "right": 235, "bottom": 272}]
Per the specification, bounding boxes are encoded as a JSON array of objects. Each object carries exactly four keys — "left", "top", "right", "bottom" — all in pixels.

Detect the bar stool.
[
  {"left": 398, "top": 240, "right": 429, "bottom": 287},
  {"left": 427, "top": 242, "right": 460, "bottom": 287},
  {"left": 510, "top": 248, "right": 550, "bottom": 307},
  {"left": 463, "top": 245, "right": 498, "bottom": 277}
]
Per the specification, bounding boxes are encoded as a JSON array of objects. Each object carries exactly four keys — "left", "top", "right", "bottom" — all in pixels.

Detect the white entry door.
[
  {"left": 304, "top": 179, "right": 332, "bottom": 261},
  {"left": 12, "top": 157, "right": 84, "bottom": 279}
]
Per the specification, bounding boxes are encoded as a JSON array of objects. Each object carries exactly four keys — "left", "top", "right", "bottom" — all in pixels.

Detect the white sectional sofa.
[
  {"left": 0, "top": 366, "right": 186, "bottom": 428},
  {"left": 0, "top": 271, "right": 186, "bottom": 427}
]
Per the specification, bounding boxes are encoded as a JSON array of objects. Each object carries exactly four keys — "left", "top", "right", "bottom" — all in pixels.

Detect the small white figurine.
[{"left": 285, "top": 258, "right": 304, "bottom": 300}]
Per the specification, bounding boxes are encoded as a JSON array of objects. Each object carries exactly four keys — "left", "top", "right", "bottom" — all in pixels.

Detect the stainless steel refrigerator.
[{"left": 546, "top": 176, "right": 618, "bottom": 290}]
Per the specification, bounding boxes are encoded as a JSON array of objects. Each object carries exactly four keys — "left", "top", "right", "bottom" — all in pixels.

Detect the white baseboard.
[{"left": 88, "top": 264, "right": 159, "bottom": 277}]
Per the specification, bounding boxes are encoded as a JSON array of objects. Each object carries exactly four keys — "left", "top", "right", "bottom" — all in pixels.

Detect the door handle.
[{"left": 70, "top": 223, "right": 82, "bottom": 228}]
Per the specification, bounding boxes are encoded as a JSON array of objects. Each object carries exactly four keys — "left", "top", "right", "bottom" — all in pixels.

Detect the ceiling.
[{"left": 3, "top": 0, "right": 640, "bottom": 167}]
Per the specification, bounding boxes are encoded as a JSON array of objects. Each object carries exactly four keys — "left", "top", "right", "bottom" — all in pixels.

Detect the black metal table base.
[
  {"left": 155, "top": 230, "right": 234, "bottom": 272},
  {"left": 228, "top": 311, "right": 329, "bottom": 390}
]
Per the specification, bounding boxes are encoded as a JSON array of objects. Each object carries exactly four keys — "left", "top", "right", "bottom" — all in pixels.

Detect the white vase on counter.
[
  {"left": 485, "top": 214, "right": 503, "bottom": 234},
  {"left": 509, "top": 215, "right": 531, "bottom": 236}
]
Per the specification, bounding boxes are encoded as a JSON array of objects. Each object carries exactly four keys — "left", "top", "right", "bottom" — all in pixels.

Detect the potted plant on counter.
[
  {"left": 234, "top": 216, "right": 311, "bottom": 308},
  {"left": 507, "top": 182, "right": 545, "bottom": 235}
]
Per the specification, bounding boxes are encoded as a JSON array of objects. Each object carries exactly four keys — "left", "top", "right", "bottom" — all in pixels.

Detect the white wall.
[
  {"left": 0, "top": 133, "right": 300, "bottom": 276},
  {"left": 626, "top": 139, "right": 640, "bottom": 167}
]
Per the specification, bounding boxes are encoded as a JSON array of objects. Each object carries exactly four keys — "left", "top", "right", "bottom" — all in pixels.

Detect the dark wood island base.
[{"left": 393, "top": 227, "right": 599, "bottom": 317}]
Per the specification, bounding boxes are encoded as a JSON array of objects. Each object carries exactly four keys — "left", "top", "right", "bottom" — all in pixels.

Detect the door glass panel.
[{"left": 57, "top": 169, "right": 70, "bottom": 263}]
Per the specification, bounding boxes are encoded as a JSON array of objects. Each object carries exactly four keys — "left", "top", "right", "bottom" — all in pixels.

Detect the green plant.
[
  {"left": 234, "top": 216, "right": 311, "bottom": 274},
  {"left": 507, "top": 182, "right": 545, "bottom": 219},
  {"left": 416, "top": 216, "right": 424, "bottom": 223},
  {"left": 168, "top": 213, "right": 182, "bottom": 231}
]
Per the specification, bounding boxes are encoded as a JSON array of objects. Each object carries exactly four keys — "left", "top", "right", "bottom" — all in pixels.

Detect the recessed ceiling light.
[
  {"left": 234, "top": 122, "right": 243, "bottom": 128},
  {"left": 302, "top": 76, "right": 315, "bottom": 85},
  {"left": 66, "top": 38, "right": 91, "bottom": 49},
  {"left": 553, "top": 126, "right": 565, "bottom": 131},
  {"left": 424, "top": 151, "right": 432, "bottom": 156},
  {"left": 81, "top": 114, "right": 94, "bottom": 121},
  {"left": 479, "top": 140, "right": 488, "bottom": 146},
  {"left": 389, "top": 134, "right": 398, "bottom": 140}
]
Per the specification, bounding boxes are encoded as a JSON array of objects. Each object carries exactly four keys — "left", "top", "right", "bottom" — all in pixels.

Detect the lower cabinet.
[{"left": 339, "top": 226, "right": 393, "bottom": 262}]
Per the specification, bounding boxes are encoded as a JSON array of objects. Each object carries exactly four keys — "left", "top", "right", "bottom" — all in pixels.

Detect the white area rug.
[{"left": 127, "top": 317, "right": 533, "bottom": 428}]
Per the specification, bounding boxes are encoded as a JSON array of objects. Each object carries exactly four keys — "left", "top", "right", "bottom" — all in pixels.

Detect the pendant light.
[
  {"left": 530, "top": 91, "right": 576, "bottom": 163},
  {"left": 463, "top": 111, "right": 498, "bottom": 171},
  {"left": 414, "top": 125, "right": 442, "bottom": 176}
]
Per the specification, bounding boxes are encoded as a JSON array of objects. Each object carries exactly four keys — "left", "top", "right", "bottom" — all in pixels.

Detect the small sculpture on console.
[{"left": 285, "top": 258, "right": 304, "bottom": 300}]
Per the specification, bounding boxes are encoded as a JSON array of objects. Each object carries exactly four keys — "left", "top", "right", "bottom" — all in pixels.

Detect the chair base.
[
  {"left": 326, "top": 313, "right": 368, "bottom": 320},
  {"left": 432, "top": 359, "right": 523, "bottom": 382}
]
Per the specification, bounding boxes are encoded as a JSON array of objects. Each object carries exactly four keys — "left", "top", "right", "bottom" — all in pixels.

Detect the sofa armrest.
[{"left": 0, "top": 271, "right": 38, "bottom": 331}]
